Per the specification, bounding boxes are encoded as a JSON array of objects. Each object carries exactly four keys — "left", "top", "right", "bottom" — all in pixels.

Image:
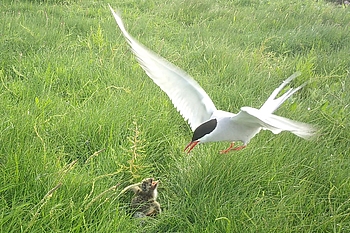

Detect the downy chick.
[
  {"left": 131, "top": 178, "right": 161, "bottom": 218},
  {"left": 118, "top": 178, "right": 161, "bottom": 218}
]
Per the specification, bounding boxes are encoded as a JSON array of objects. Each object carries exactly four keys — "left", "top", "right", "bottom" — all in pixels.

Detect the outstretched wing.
[
  {"left": 109, "top": 6, "right": 217, "bottom": 131},
  {"left": 233, "top": 107, "right": 316, "bottom": 139}
]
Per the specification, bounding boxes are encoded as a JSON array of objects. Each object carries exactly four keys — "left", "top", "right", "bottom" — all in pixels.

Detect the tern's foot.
[
  {"left": 220, "top": 143, "right": 246, "bottom": 154},
  {"left": 219, "top": 142, "right": 234, "bottom": 154}
]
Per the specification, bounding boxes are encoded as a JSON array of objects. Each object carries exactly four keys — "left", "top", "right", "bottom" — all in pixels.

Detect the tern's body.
[
  {"left": 203, "top": 111, "right": 258, "bottom": 144},
  {"left": 109, "top": 6, "right": 316, "bottom": 153}
]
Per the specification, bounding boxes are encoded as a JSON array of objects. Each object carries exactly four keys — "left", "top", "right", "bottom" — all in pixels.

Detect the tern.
[{"left": 109, "top": 6, "right": 316, "bottom": 153}]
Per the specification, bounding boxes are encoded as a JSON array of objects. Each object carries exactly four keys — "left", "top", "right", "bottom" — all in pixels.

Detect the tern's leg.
[
  {"left": 220, "top": 143, "right": 246, "bottom": 154},
  {"left": 232, "top": 145, "right": 246, "bottom": 151},
  {"left": 220, "top": 142, "right": 235, "bottom": 154}
]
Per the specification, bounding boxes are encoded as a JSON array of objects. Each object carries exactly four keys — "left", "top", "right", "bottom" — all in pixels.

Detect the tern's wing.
[
  {"left": 109, "top": 6, "right": 217, "bottom": 131},
  {"left": 233, "top": 107, "right": 316, "bottom": 139}
]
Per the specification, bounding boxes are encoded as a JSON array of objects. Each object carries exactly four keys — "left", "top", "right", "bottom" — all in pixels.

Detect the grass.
[{"left": 1, "top": 0, "right": 349, "bottom": 232}]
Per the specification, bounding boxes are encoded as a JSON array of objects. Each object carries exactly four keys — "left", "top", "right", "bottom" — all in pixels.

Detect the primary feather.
[
  {"left": 238, "top": 107, "right": 315, "bottom": 140},
  {"left": 109, "top": 6, "right": 216, "bottom": 130}
]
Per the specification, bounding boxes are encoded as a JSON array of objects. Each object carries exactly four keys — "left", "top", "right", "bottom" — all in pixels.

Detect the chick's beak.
[
  {"left": 151, "top": 180, "right": 159, "bottom": 189},
  {"left": 184, "top": 141, "right": 199, "bottom": 153}
]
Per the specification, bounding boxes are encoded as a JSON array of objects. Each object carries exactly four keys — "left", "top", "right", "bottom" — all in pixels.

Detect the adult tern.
[{"left": 109, "top": 6, "right": 316, "bottom": 153}]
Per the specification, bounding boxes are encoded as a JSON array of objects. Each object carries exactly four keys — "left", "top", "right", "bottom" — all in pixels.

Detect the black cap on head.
[{"left": 191, "top": 119, "right": 217, "bottom": 141}]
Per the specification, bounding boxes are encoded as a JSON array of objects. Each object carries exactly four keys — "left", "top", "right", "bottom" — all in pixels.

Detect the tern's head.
[
  {"left": 140, "top": 178, "right": 159, "bottom": 198},
  {"left": 184, "top": 119, "right": 218, "bottom": 153}
]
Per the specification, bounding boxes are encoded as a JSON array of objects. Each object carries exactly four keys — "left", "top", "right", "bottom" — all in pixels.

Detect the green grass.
[{"left": 1, "top": 0, "right": 349, "bottom": 232}]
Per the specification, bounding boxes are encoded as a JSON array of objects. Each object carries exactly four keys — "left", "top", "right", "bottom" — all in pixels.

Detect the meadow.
[{"left": 1, "top": 0, "right": 349, "bottom": 232}]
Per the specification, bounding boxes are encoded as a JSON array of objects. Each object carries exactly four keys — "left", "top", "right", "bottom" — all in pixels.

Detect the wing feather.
[
  {"left": 109, "top": 6, "right": 217, "bottom": 130},
  {"left": 235, "top": 107, "right": 316, "bottom": 139}
]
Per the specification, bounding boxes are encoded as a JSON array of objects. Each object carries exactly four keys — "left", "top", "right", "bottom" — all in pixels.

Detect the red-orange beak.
[
  {"left": 184, "top": 141, "right": 199, "bottom": 153},
  {"left": 151, "top": 180, "right": 159, "bottom": 189}
]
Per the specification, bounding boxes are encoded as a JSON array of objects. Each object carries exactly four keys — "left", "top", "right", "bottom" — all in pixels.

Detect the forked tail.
[{"left": 260, "top": 72, "right": 306, "bottom": 114}]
